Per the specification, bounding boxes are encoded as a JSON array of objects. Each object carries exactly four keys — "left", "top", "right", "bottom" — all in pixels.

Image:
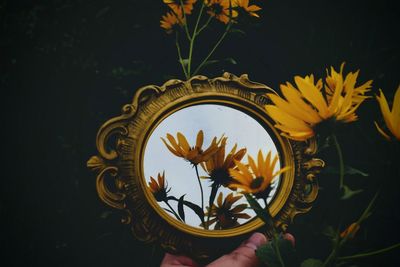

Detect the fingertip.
[
  {"left": 245, "top": 232, "right": 268, "bottom": 250},
  {"left": 283, "top": 233, "right": 295, "bottom": 247}
]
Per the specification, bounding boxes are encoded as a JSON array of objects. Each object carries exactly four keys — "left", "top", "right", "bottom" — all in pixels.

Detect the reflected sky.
[{"left": 143, "top": 104, "right": 281, "bottom": 229}]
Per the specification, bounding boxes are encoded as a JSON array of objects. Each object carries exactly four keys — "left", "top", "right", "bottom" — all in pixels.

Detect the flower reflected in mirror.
[
  {"left": 374, "top": 86, "right": 400, "bottom": 141},
  {"left": 148, "top": 171, "right": 170, "bottom": 202},
  {"left": 229, "top": 150, "right": 290, "bottom": 201},
  {"left": 205, "top": 192, "right": 250, "bottom": 229},
  {"left": 201, "top": 137, "right": 247, "bottom": 187},
  {"left": 161, "top": 130, "right": 221, "bottom": 165},
  {"left": 265, "top": 63, "right": 373, "bottom": 141}
]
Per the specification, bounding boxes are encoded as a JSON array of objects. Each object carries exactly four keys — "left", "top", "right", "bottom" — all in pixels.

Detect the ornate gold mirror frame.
[{"left": 87, "top": 73, "right": 324, "bottom": 261}]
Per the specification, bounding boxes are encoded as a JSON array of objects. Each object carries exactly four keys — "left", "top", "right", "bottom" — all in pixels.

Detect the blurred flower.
[
  {"left": 201, "top": 137, "right": 247, "bottom": 187},
  {"left": 148, "top": 172, "right": 170, "bottom": 202},
  {"left": 234, "top": 0, "right": 261, "bottom": 17},
  {"left": 206, "top": 0, "right": 238, "bottom": 24},
  {"left": 229, "top": 150, "right": 290, "bottom": 199},
  {"left": 265, "top": 63, "right": 373, "bottom": 141},
  {"left": 374, "top": 86, "right": 400, "bottom": 141},
  {"left": 340, "top": 222, "right": 360, "bottom": 239},
  {"left": 163, "top": 0, "right": 197, "bottom": 15},
  {"left": 160, "top": 11, "right": 186, "bottom": 34},
  {"left": 205, "top": 192, "right": 250, "bottom": 229},
  {"left": 161, "top": 130, "right": 221, "bottom": 165}
]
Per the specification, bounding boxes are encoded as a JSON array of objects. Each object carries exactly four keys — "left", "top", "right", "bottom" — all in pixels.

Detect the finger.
[
  {"left": 161, "top": 253, "right": 200, "bottom": 267},
  {"left": 207, "top": 232, "right": 267, "bottom": 267},
  {"left": 283, "top": 233, "right": 295, "bottom": 247}
]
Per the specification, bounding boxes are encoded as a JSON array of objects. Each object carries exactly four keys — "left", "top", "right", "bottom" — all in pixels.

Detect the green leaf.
[
  {"left": 203, "top": 59, "right": 219, "bottom": 67},
  {"left": 224, "top": 57, "right": 237, "bottom": 65},
  {"left": 300, "top": 258, "right": 324, "bottom": 267},
  {"left": 341, "top": 185, "right": 363, "bottom": 200},
  {"left": 256, "top": 237, "right": 296, "bottom": 267},
  {"left": 178, "top": 195, "right": 185, "bottom": 222}
]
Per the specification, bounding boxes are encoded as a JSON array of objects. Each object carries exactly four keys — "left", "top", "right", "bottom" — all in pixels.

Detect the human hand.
[{"left": 160, "top": 232, "right": 295, "bottom": 267}]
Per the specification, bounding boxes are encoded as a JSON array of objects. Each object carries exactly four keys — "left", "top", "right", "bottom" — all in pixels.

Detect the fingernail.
[{"left": 246, "top": 232, "right": 267, "bottom": 250}]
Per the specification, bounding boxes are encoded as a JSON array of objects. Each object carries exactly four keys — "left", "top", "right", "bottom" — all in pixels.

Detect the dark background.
[{"left": 1, "top": 0, "right": 399, "bottom": 266}]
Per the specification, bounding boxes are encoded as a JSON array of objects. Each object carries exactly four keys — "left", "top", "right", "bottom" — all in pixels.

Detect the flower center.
[
  {"left": 250, "top": 176, "right": 264, "bottom": 189},
  {"left": 210, "top": 4, "right": 223, "bottom": 15}
]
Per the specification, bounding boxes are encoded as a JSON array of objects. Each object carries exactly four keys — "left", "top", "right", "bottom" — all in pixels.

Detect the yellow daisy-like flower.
[
  {"left": 374, "top": 86, "right": 400, "bottom": 141},
  {"left": 205, "top": 192, "right": 250, "bottom": 229},
  {"left": 234, "top": 0, "right": 261, "bottom": 18},
  {"left": 161, "top": 130, "right": 221, "bottom": 165},
  {"left": 163, "top": 0, "right": 197, "bottom": 15},
  {"left": 160, "top": 11, "right": 185, "bottom": 34},
  {"left": 148, "top": 172, "right": 170, "bottom": 202},
  {"left": 206, "top": 0, "right": 238, "bottom": 24},
  {"left": 265, "top": 64, "right": 373, "bottom": 141},
  {"left": 201, "top": 137, "right": 247, "bottom": 186},
  {"left": 340, "top": 222, "right": 360, "bottom": 240},
  {"left": 228, "top": 150, "right": 290, "bottom": 199}
]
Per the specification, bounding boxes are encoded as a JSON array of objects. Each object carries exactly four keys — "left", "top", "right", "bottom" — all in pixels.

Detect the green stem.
[
  {"left": 179, "top": 0, "right": 191, "bottom": 41},
  {"left": 338, "top": 243, "right": 400, "bottom": 260},
  {"left": 186, "top": 1, "right": 205, "bottom": 76},
  {"left": 175, "top": 32, "right": 189, "bottom": 79},
  {"left": 196, "top": 14, "right": 213, "bottom": 35},
  {"left": 164, "top": 200, "right": 182, "bottom": 222},
  {"left": 194, "top": 165, "right": 204, "bottom": 211},
  {"left": 332, "top": 134, "right": 345, "bottom": 189},
  {"left": 273, "top": 233, "right": 286, "bottom": 267},
  {"left": 192, "top": 21, "right": 233, "bottom": 76}
]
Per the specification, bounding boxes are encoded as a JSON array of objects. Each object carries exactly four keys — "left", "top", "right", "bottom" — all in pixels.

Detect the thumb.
[{"left": 207, "top": 232, "right": 267, "bottom": 267}]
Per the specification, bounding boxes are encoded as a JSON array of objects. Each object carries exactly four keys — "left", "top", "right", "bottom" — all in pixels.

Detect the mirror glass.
[{"left": 144, "top": 104, "right": 281, "bottom": 230}]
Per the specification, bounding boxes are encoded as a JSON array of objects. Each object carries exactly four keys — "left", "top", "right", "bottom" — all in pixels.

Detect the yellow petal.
[
  {"left": 161, "top": 137, "right": 182, "bottom": 157},
  {"left": 280, "top": 83, "right": 321, "bottom": 123},
  {"left": 196, "top": 130, "right": 204, "bottom": 148},
  {"left": 374, "top": 121, "right": 391, "bottom": 141},
  {"left": 177, "top": 132, "right": 190, "bottom": 152},
  {"left": 265, "top": 105, "right": 312, "bottom": 132},
  {"left": 268, "top": 93, "right": 320, "bottom": 124},
  {"left": 295, "top": 76, "right": 329, "bottom": 118},
  {"left": 376, "top": 89, "right": 395, "bottom": 136}
]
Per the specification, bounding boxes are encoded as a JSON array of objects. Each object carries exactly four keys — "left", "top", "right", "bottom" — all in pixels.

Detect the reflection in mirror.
[{"left": 144, "top": 104, "right": 282, "bottom": 230}]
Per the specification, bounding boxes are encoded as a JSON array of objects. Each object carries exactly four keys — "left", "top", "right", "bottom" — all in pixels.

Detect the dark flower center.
[
  {"left": 210, "top": 168, "right": 231, "bottom": 186},
  {"left": 210, "top": 4, "right": 223, "bottom": 15},
  {"left": 250, "top": 176, "right": 264, "bottom": 189}
]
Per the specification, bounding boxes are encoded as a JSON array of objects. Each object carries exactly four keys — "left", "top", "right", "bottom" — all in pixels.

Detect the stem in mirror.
[
  {"left": 194, "top": 164, "right": 204, "bottom": 211},
  {"left": 164, "top": 200, "right": 183, "bottom": 222}
]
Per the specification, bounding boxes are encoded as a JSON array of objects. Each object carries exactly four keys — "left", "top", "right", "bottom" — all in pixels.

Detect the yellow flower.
[
  {"left": 234, "top": 0, "right": 261, "bottom": 18},
  {"left": 265, "top": 63, "right": 373, "bottom": 141},
  {"left": 160, "top": 11, "right": 185, "bottom": 34},
  {"left": 201, "top": 137, "right": 247, "bottom": 186},
  {"left": 374, "top": 86, "right": 400, "bottom": 141},
  {"left": 340, "top": 222, "right": 360, "bottom": 239},
  {"left": 161, "top": 130, "right": 221, "bottom": 165},
  {"left": 228, "top": 150, "right": 290, "bottom": 198},
  {"left": 163, "top": 0, "right": 197, "bottom": 15},
  {"left": 148, "top": 172, "right": 170, "bottom": 202},
  {"left": 206, "top": 0, "right": 238, "bottom": 24},
  {"left": 205, "top": 192, "right": 250, "bottom": 229}
]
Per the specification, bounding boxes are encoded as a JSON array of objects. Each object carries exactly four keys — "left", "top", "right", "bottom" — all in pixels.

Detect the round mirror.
[
  {"left": 144, "top": 104, "right": 281, "bottom": 230},
  {"left": 88, "top": 73, "right": 323, "bottom": 261}
]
